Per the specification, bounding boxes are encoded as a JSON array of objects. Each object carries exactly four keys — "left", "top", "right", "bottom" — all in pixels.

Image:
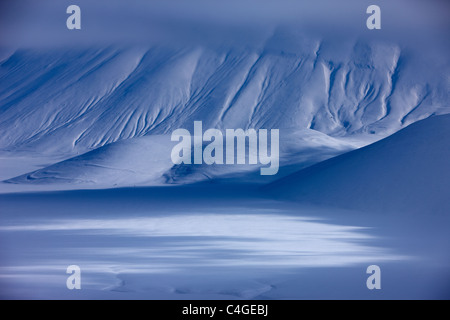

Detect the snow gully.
[{"left": 171, "top": 121, "right": 279, "bottom": 175}]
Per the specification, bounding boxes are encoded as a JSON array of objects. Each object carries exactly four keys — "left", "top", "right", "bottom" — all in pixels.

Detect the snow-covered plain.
[
  {"left": 0, "top": 182, "right": 449, "bottom": 299},
  {"left": 0, "top": 0, "right": 449, "bottom": 299}
]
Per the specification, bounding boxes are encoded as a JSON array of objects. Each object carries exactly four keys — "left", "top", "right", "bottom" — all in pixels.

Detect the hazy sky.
[{"left": 0, "top": 0, "right": 448, "bottom": 49}]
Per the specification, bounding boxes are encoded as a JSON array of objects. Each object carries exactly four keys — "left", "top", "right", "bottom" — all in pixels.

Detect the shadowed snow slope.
[{"left": 265, "top": 114, "right": 450, "bottom": 215}]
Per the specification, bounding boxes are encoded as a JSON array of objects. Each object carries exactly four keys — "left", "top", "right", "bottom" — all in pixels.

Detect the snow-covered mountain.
[
  {"left": 1, "top": 36, "right": 448, "bottom": 155},
  {"left": 0, "top": 0, "right": 449, "bottom": 189},
  {"left": 1, "top": 33, "right": 449, "bottom": 189},
  {"left": 1, "top": 0, "right": 449, "bottom": 300}
]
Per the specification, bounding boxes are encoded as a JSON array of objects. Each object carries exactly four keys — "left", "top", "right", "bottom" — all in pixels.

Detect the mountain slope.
[
  {"left": 1, "top": 33, "right": 448, "bottom": 157},
  {"left": 265, "top": 114, "right": 450, "bottom": 214},
  {"left": 4, "top": 135, "right": 174, "bottom": 190},
  {"left": 3, "top": 127, "right": 358, "bottom": 190}
]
